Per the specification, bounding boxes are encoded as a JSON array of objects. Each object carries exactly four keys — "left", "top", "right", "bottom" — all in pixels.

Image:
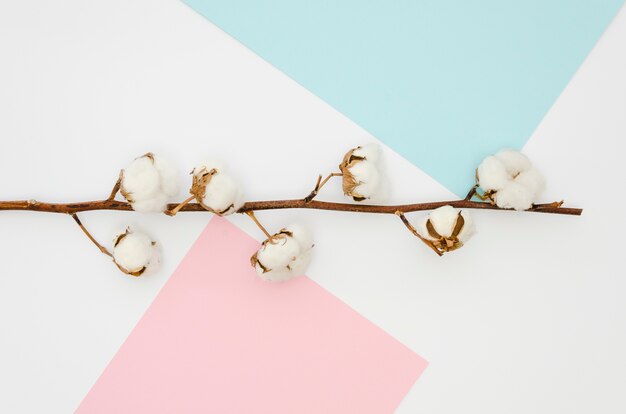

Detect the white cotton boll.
[
  {"left": 514, "top": 167, "right": 545, "bottom": 196},
  {"left": 476, "top": 149, "right": 544, "bottom": 211},
  {"left": 495, "top": 149, "right": 532, "bottom": 176},
  {"left": 129, "top": 193, "right": 169, "bottom": 213},
  {"left": 477, "top": 156, "right": 510, "bottom": 191},
  {"left": 152, "top": 155, "right": 180, "bottom": 197},
  {"left": 417, "top": 207, "right": 475, "bottom": 245},
  {"left": 283, "top": 224, "right": 313, "bottom": 250},
  {"left": 256, "top": 266, "right": 295, "bottom": 282},
  {"left": 428, "top": 205, "right": 460, "bottom": 238},
  {"left": 353, "top": 181, "right": 380, "bottom": 199},
  {"left": 457, "top": 211, "right": 475, "bottom": 243},
  {"left": 416, "top": 217, "right": 432, "bottom": 241},
  {"left": 348, "top": 160, "right": 380, "bottom": 187},
  {"left": 352, "top": 143, "right": 379, "bottom": 162},
  {"left": 256, "top": 236, "right": 301, "bottom": 270},
  {"left": 288, "top": 248, "right": 313, "bottom": 277},
  {"left": 122, "top": 154, "right": 181, "bottom": 213},
  {"left": 416, "top": 216, "right": 440, "bottom": 242},
  {"left": 113, "top": 231, "right": 155, "bottom": 274},
  {"left": 232, "top": 194, "right": 244, "bottom": 212},
  {"left": 122, "top": 157, "right": 161, "bottom": 201},
  {"left": 202, "top": 173, "right": 240, "bottom": 214},
  {"left": 340, "top": 143, "right": 388, "bottom": 201},
  {"left": 253, "top": 224, "right": 314, "bottom": 282},
  {"left": 367, "top": 174, "right": 391, "bottom": 203},
  {"left": 494, "top": 181, "right": 534, "bottom": 211},
  {"left": 191, "top": 159, "right": 242, "bottom": 215},
  {"left": 348, "top": 159, "right": 381, "bottom": 199}
]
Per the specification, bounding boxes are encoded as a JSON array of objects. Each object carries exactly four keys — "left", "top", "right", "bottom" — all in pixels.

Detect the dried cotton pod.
[
  {"left": 251, "top": 224, "right": 314, "bottom": 282},
  {"left": 476, "top": 149, "right": 545, "bottom": 211},
  {"left": 417, "top": 205, "right": 475, "bottom": 253},
  {"left": 339, "top": 143, "right": 386, "bottom": 201},
  {"left": 121, "top": 153, "right": 180, "bottom": 213},
  {"left": 476, "top": 155, "right": 510, "bottom": 192},
  {"left": 112, "top": 228, "right": 158, "bottom": 276},
  {"left": 190, "top": 160, "right": 243, "bottom": 216}
]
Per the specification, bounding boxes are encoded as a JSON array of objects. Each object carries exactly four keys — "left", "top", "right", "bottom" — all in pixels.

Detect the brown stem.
[
  {"left": 245, "top": 211, "right": 272, "bottom": 239},
  {"left": 532, "top": 200, "right": 564, "bottom": 209},
  {"left": 108, "top": 171, "right": 123, "bottom": 201},
  {"left": 166, "top": 195, "right": 195, "bottom": 216},
  {"left": 303, "top": 172, "right": 342, "bottom": 203},
  {"left": 472, "top": 190, "right": 493, "bottom": 202},
  {"left": 0, "top": 198, "right": 583, "bottom": 216},
  {"left": 70, "top": 213, "right": 112, "bottom": 257},
  {"left": 464, "top": 185, "right": 478, "bottom": 201},
  {"left": 395, "top": 211, "right": 443, "bottom": 257}
]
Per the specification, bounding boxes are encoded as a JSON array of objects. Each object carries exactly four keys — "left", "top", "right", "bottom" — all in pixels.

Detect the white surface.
[{"left": 0, "top": 1, "right": 624, "bottom": 412}]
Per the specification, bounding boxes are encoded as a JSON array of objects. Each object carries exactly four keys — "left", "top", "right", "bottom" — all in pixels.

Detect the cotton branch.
[
  {"left": 0, "top": 198, "right": 583, "bottom": 216},
  {"left": 0, "top": 146, "right": 584, "bottom": 279}
]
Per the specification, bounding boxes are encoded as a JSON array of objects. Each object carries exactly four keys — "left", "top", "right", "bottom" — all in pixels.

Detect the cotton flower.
[
  {"left": 251, "top": 224, "right": 314, "bottom": 282},
  {"left": 514, "top": 167, "right": 545, "bottom": 195},
  {"left": 417, "top": 205, "right": 475, "bottom": 253},
  {"left": 476, "top": 156, "right": 510, "bottom": 192},
  {"left": 190, "top": 160, "right": 242, "bottom": 215},
  {"left": 339, "top": 143, "right": 387, "bottom": 201},
  {"left": 121, "top": 153, "right": 180, "bottom": 213},
  {"left": 476, "top": 149, "right": 545, "bottom": 211},
  {"left": 494, "top": 149, "right": 532, "bottom": 177},
  {"left": 493, "top": 181, "right": 535, "bottom": 211},
  {"left": 112, "top": 228, "right": 157, "bottom": 276}
]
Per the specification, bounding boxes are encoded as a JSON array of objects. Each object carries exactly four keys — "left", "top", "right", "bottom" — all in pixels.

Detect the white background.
[{"left": 1, "top": 1, "right": 625, "bottom": 412}]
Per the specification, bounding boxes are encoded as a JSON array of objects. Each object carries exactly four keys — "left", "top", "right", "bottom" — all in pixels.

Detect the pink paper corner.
[{"left": 77, "top": 216, "right": 427, "bottom": 413}]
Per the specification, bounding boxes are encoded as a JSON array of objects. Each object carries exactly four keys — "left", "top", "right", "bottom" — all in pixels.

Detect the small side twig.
[
  {"left": 245, "top": 211, "right": 272, "bottom": 239},
  {"left": 304, "top": 172, "right": 342, "bottom": 203},
  {"left": 70, "top": 213, "right": 112, "bottom": 257},
  {"left": 166, "top": 195, "right": 195, "bottom": 216},
  {"left": 531, "top": 200, "right": 564, "bottom": 210},
  {"left": 107, "top": 170, "right": 123, "bottom": 201},
  {"left": 464, "top": 185, "right": 478, "bottom": 201},
  {"left": 395, "top": 211, "right": 443, "bottom": 257}
]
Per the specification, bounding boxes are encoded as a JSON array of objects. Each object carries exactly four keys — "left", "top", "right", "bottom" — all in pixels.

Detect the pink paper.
[{"left": 77, "top": 217, "right": 427, "bottom": 413}]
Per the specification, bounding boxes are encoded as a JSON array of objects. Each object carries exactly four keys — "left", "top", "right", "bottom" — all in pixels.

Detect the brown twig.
[
  {"left": 107, "top": 170, "right": 123, "bottom": 201},
  {"left": 245, "top": 211, "right": 272, "bottom": 239},
  {"left": 304, "top": 172, "right": 342, "bottom": 203},
  {"left": 464, "top": 185, "right": 478, "bottom": 201},
  {"left": 0, "top": 198, "right": 583, "bottom": 216},
  {"left": 70, "top": 213, "right": 112, "bottom": 257},
  {"left": 395, "top": 211, "right": 443, "bottom": 256},
  {"left": 531, "top": 200, "right": 564, "bottom": 209},
  {"left": 166, "top": 195, "right": 195, "bottom": 216}
]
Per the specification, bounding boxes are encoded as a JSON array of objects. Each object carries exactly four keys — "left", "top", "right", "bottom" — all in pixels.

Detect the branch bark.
[{"left": 0, "top": 198, "right": 583, "bottom": 216}]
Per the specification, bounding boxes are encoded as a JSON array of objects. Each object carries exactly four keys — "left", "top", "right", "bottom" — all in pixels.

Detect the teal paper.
[{"left": 183, "top": 0, "right": 623, "bottom": 195}]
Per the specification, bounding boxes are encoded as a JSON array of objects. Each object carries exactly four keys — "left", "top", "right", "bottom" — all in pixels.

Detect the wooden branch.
[{"left": 0, "top": 197, "right": 583, "bottom": 216}]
